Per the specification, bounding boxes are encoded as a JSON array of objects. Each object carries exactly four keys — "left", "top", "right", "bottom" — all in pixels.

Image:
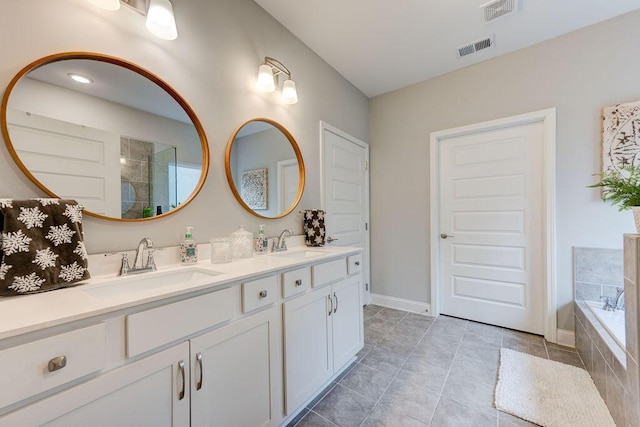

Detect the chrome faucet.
[
  {"left": 121, "top": 238, "right": 157, "bottom": 275},
  {"left": 273, "top": 229, "right": 293, "bottom": 252},
  {"left": 601, "top": 287, "right": 625, "bottom": 311}
]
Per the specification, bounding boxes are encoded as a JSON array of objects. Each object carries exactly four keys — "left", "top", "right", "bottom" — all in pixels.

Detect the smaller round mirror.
[{"left": 225, "top": 118, "right": 305, "bottom": 219}]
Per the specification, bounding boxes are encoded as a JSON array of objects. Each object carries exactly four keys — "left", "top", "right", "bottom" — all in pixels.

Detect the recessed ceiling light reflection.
[{"left": 67, "top": 73, "right": 94, "bottom": 84}]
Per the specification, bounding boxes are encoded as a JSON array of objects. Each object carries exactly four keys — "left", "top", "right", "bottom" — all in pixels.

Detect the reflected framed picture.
[{"left": 241, "top": 168, "right": 268, "bottom": 210}]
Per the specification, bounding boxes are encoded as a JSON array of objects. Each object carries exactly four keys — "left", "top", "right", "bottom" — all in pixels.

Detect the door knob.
[
  {"left": 440, "top": 233, "right": 455, "bottom": 239},
  {"left": 327, "top": 237, "right": 339, "bottom": 243}
]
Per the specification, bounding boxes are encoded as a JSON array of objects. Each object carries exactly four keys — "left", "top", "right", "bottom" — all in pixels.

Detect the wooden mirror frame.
[
  {"left": 0, "top": 52, "right": 210, "bottom": 222},
  {"left": 225, "top": 118, "right": 305, "bottom": 219}
]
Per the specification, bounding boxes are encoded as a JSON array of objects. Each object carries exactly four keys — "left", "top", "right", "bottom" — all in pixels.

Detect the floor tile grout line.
[{"left": 357, "top": 317, "right": 438, "bottom": 427}]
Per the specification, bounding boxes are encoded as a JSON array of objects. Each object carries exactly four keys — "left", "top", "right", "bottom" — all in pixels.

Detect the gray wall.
[
  {"left": 0, "top": 0, "right": 368, "bottom": 251},
  {"left": 369, "top": 10, "right": 640, "bottom": 331}
]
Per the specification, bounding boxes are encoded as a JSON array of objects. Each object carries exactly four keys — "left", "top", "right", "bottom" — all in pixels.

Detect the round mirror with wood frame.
[
  {"left": 0, "top": 52, "right": 210, "bottom": 222},
  {"left": 225, "top": 118, "right": 305, "bottom": 219}
]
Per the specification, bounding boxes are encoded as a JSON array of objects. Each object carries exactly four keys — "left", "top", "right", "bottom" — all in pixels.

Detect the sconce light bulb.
[
  {"left": 256, "top": 64, "right": 276, "bottom": 93},
  {"left": 281, "top": 79, "right": 298, "bottom": 104},
  {"left": 87, "top": 0, "right": 121, "bottom": 11},
  {"left": 146, "top": 0, "right": 178, "bottom": 40}
]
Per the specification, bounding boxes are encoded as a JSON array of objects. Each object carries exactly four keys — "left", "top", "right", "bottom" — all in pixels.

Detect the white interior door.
[
  {"left": 321, "top": 122, "right": 371, "bottom": 305},
  {"left": 437, "top": 121, "right": 545, "bottom": 334},
  {"left": 7, "top": 108, "right": 121, "bottom": 217}
]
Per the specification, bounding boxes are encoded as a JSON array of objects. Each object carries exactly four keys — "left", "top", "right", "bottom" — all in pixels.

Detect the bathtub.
[{"left": 585, "top": 300, "right": 626, "bottom": 349}]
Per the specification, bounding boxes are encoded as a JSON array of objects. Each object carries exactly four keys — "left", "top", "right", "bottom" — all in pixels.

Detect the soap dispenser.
[
  {"left": 254, "top": 224, "right": 269, "bottom": 255},
  {"left": 180, "top": 226, "right": 198, "bottom": 264}
]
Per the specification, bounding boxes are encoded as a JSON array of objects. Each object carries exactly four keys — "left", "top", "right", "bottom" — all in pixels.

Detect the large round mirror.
[
  {"left": 225, "top": 118, "right": 305, "bottom": 219},
  {"left": 1, "top": 52, "right": 209, "bottom": 221}
]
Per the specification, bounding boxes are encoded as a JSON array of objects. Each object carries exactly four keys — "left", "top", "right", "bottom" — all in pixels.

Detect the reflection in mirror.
[
  {"left": 225, "top": 119, "right": 305, "bottom": 219},
  {"left": 1, "top": 53, "right": 209, "bottom": 221}
]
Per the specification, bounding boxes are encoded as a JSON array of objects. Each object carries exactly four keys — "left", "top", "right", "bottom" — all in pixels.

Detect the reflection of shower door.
[{"left": 150, "top": 147, "right": 177, "bottom": 214}]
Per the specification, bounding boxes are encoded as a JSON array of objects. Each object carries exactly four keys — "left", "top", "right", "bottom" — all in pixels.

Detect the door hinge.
[
  {"left": 365, "top": 283, "right": 369, "bottom": 291},
  {"left": 363, "top": 160, "right": 368, "bottom": 171},
  {"left": 365, "top": 222, "right": 368, "bottom": 231}
]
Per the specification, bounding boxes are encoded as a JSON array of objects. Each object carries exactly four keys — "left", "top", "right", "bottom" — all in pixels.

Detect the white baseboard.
[
  {"left": 370, "top": 293, "right": 430, "bottom": 315},
  {"left": 556, "top": 329, "right": 575, "bottom": 348}
]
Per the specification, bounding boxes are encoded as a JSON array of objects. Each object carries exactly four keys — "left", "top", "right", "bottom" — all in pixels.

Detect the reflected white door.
[
  {"left": 7, "top": 108, "right": 121, "bottom": 217},
  {"left": 321, "top": 122, "right": 370, "bottom": 304},
  {"left": 277, "top": 159, "right": 299, "bottom": 212},
  {"left": 438, "top": 121, "right": 545, "bottom": 334}
]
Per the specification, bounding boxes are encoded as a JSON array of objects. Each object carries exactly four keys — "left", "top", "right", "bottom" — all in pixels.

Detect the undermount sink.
[
  {"left": 268, "top": 249, "right": 327, "bottom": 259},
  {"left": 83, "top": 268, "right": 223, "bottom": 298}
]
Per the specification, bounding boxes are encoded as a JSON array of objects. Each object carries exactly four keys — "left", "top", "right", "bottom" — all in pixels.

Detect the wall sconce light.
[
  {"left": 87, "top": 0, "right": 178, "bottom": 40},
  {"left": 256, "top": 57, "right": 299, "bottom": 105}
]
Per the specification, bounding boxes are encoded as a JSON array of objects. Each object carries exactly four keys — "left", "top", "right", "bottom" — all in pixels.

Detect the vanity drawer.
[
  {"left": 0, "top": 323, "right": 106, "bottom": 409},
  {"left": 312, "top": 258, "right": 347, "bottom": 288},
  {"left": 242, "top": 275, "right": 278, "bottom": 313},
  {"left": 347, "top": 254, "right": 362, "bottom": 275},
  {"left": 126, "top": 287, "right": 234, "bottom": 357},
  {"left": 282, "top": 267, "right": 311, "bottom": 298}
]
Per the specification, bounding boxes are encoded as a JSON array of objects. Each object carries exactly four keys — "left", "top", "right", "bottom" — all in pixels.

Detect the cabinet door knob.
[
  {"left": 295, "top": 279, "right": 302, "bottom": 287},
  {"left": 178, "top": 360, "right": 186, "bottom": 400},
  {"left": 48, "top": 356, "right": 67, "bottom": 373},
  {"left": 259, "top": 290, "right": 268, "bottom": 298},
  {"left": 195, "top": 352, "right": 203, "bottom": 391},
  {"left": 354, "top": 261, "right": 360, "bottom": 266}
]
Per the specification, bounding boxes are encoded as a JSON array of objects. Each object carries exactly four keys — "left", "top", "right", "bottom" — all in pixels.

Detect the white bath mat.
[{"left": 495, "top": 348, "right": 615, "bottom": 427}]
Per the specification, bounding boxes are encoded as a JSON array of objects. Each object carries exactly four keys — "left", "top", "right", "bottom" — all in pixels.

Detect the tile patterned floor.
[{"left": 288, "top": 305, "right": 585, "bottom": 427}]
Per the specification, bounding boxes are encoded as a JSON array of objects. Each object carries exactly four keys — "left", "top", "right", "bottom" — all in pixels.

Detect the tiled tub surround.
[
  {"left": 574, "top": 235, "right": 640, "bottom": 427},
  {"left": 574, "top": 247, "right": 623, "bottom": 302},
  {"left": 290, "top": 306, "right": 584, "bottom": 427}
]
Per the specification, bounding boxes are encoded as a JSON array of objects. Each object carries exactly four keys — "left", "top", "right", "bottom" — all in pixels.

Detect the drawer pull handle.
[
  {"left": 48, "top": 356, "right": 67, "bottom": 373},
  {"left": 328, "top": 295, "right": 333, "bottom": 316},
  {"left": 196, "top": 352, "right": 203, "bottom": 391},
  {"left": 334, "top": 292, "right": 339, "bottom": 314},
  {"left": 178, "top": 360, "right": 186, "bottom": 400},
  {"left": 295, "top": 279, "right": 302, "bottom": 287},
  {"left": 259, "top": 290, "right": 268, "bottom": 298},
  {"left": 355, "top": 261, "right": 360, "bottom": 266}
]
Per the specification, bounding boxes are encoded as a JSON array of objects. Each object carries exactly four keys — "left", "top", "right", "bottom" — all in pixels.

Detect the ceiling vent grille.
[
  {"left": 457, "top": 34, "right": 495, "bottom": 58},
  {"left": 480, "top": 0, "right": 518, "bottom": 23}
]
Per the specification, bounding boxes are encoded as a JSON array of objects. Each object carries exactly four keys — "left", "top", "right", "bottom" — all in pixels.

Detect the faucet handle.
[
  {"left": 146, "top": 248, "right": 162, "bottom": 271},
  {"left": 105, "top": 252, "right": 130, "bottom": 275}
]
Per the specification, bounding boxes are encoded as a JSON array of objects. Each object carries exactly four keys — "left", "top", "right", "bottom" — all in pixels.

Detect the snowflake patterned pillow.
[{"left": 0, "top": 199, "right": 90, "bottom": 296}]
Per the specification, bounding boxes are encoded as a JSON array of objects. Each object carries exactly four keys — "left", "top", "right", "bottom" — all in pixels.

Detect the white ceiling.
[{"left": 254, "top": 0, "right": 640, "bottom": 97}]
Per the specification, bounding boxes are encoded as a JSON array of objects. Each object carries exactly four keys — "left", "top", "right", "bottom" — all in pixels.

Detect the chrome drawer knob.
[
  {"left": 259, "top": 290, "right": 268, "bottom": 298},
  {"left": 295, "top": 279, "right": 302, "bottom": 287}
]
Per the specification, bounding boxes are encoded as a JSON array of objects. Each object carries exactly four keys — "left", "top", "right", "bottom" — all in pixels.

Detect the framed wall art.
[{"left": 603, "top": 99, "right": 640, "bottom": 173}]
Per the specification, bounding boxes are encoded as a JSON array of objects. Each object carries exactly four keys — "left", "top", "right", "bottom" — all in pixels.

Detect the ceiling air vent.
[
  {"left": 457, "top": 34, "right": 495, "bottom": 58},
  {"left": 480, "top": 0, "right": 519, "bottom": 23}
]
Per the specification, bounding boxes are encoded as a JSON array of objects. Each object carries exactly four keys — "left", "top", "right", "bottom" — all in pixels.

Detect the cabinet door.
[
  {"left": 190, "top": 307, "right": 282, "bottom": 427},
  {"left": 283, "top": 286, "right": 333, "bottom": 414},
  {"left": 1, "top": 342, "right": 190, "bottom": 427},
  {"left": 331, "top": 276, "right": 364, "bottom": 369}
]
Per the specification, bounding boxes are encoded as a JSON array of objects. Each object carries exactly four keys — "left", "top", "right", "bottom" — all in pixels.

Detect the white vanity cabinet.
[
  {"left": 283, "top": 260, "right": 363, "bottom": 413},
  {"left": 190, "top": 306, "right": 281, "bottom": 427},
  {"left": 1, "top": 342, "right": 190, "bottom": 426}
]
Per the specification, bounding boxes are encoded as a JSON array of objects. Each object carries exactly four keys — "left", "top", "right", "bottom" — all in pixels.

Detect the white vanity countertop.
[{"left": 0, "top": 245, "right": 361, "bottom": 341}]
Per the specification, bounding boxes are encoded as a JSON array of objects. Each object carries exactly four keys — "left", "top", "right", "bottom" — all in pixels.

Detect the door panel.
[
  {"left": 439, "top": 122, "right": 544, "bottom": 334},
  {"left": 322, "top": 124, "right": 370, "bottom": 303}
]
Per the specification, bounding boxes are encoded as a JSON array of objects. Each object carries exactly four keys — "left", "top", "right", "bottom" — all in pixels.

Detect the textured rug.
[{"left": 495, "top": 348, "right": 616, "bottom": 427}]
